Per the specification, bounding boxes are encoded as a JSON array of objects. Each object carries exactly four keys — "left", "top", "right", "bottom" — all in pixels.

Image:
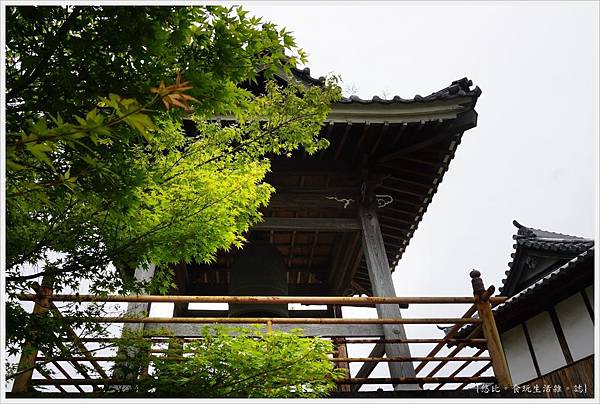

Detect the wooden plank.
[
  {"left": 358, "top": 205, "right": 418, "bottom": 389},
  {"left": 252, "top": 217, "right": 361, "bottom": 232},
  {"left": 143, "top": 323, "right": 385, "bottom": 338}
]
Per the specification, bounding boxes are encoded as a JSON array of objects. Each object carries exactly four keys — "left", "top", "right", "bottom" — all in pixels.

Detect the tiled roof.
[
  {"left": 340, "top": 77, "right": 481, "bottom": 104},
  {"left": 290, "top": 67, "right": 482, "bottom": 105},
  {"left": 491, "top": 247, "right": 593, "bottom": 317},
  {"left": 453, "top": 246, "right": 594, "bottom": 340},
  {"left": 499, "top": 220, "right": 594, "bottom": 294}
]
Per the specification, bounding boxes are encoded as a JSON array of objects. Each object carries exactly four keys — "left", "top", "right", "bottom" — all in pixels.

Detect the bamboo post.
[
  {"left": 12, "top": 284, "right": 53, "bottom": 393},
  {"left": 470, "top": 270, "right": 512, "bottom": 389}
]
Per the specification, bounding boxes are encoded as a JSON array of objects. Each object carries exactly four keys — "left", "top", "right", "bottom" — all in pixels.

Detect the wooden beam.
[
  {"left": 337, "top": 376, "right": 496, "bottom": 385},
  {"left": 144, "top": 322, "right": 385, "bottom": 337},
  {"left": 52, "top": 339, "right": 100, "bottom": 391},
  {"left": 71, "top": 316, "right": 481, "bottom": 325},
  {"left": 358, "top": 205, "right": 418, "bottom": 389},
  {"left": 456, "top": 363, "right": 493, "bottom": 390},
  {"left": 335, "top": 356, "right": 490, "bottom": 363},
  {"left": 44, "top": 359, "right": 86, "bottom": 393},
  {"left": 31, "top": 294, "right": 502, "bottom": 305},
  {"left": 268, "top": 192, "right": 359, "bottom": 209},
  {"left": 376, "top": 127, "right": 456, "bottom": 164},
  {"left": 183, "top": 309, "right": 334, "bottom": 318},
  {"left": 36, "top": 366, "right": 67, "bottom": 393},
  {"left": 334, "top": 122, "right": 352, "bottom": 160},
  {"left": 350, "top": 280, "right": 370, "bottom": 296},
  {"left": 330, "top": 232, "right": 361, "bottom": 293},
  {"left": 470, "top": 270, "right": 513, "bottom": 389},
  {"left": 433, "top": 348, "right": 486, "bottom": 390},
  {"left": 414, "top": 303, "right": 478, "bottom": 374},
  {"left": 351, "top": 341, "right": 386, "bottom": 391},
  {"left": 172, "top": 262, "right": 189, "bottom": 317},
  {"left": 49, "top": 303, "right": 109, "bottom": 379},
  {"left": 252, "top": 217, "right": 361, "bottom": 232},
  {"left": 370, "top": 122, "right": 389, "bottom": 155}
]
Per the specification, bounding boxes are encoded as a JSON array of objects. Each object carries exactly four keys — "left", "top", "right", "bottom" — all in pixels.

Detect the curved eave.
[{"left": 327, "top": 97, "right": 474, "bottom": 124}]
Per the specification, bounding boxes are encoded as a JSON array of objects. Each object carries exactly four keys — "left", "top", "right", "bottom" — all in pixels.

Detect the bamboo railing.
[{"left": 10, "top": 270, "right": 512, "bottom": 396}]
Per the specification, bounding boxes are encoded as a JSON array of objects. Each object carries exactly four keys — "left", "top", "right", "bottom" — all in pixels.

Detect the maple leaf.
[{"left": 150, "top": 72, "right": 199, "bottom": 111}]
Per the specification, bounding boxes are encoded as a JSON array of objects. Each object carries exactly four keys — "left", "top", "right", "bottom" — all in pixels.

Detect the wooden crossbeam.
[
  {"left": 36, "top": 366, "right": 67, "bottom": 393},
  {"left": 351, "top": 341, "right": 385, "bottom": 392},
  {"left": 18, "top": 294, "right": 506, "bottom": 305},
  {"left": 252, "top": 217, "right": 361, "bottom": 231},
  {"left": 30, "top": 376, "right": 497, "bottom": 386},
  {"left": 414, "top": 304, "right": 478, "bottom": 374},
  {"left": 456, "top": 363, "right": 493, "bottom": 390},
  {"left": 434, "top": 348, "right": 486, "bottom": 390},
  {"left": 144, "top": 323, "right": 385, "bottom": 338},
  {"left": 49, "top": 303, "right": 109, "bottom": 379},
  {"left": 338, "top": 376, "right": 496, "bottom": 385},
  {"left": 64, "top": 316, "right": 483, "bottom": 325}
]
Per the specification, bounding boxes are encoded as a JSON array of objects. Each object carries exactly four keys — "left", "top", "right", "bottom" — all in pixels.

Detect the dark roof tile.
[
  {"left": 290, "top": 68, "right": 481, "bottom": 105},
  {"left": 453, "top": 247, "right": 594, "bottom": 341}
]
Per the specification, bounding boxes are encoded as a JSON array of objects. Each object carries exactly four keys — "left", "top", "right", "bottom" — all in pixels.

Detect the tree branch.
[{"left": 7, "top": 7, "right": 83, "bottom": 100}]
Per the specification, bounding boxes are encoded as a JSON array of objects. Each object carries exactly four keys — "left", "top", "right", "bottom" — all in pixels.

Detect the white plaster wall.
[
  {"left": 555, "top": 293, "right": 594, "bottom": 361},
  {"left": 526, "top": 312, "right": 567, "bottom": 374},
  {"left": 501, "top": 325, "right": 538, "bottom": 384}
]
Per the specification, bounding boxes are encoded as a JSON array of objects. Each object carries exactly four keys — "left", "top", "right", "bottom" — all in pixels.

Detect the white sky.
[{"left": 243, "top": 1, "right": 599, "bottom": 388}]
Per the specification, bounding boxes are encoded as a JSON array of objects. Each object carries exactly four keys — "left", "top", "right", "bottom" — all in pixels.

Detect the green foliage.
[
  {"left": 113, "top": 326, "right": 346, "bottom": 398},
  {"left": 5, "top": 6, "right": 342, "bottom": 391},
  {"left": 6, "top": 5, "right": 340, "bottom": 294},
  {"left": 6, "top": 5, "right": 307, "bottom": 127}
]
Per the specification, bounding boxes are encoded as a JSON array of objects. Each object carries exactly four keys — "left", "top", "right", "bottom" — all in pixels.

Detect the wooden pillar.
[
  {"left": 111, "top": 264, "right": 156, "bottom": 390},
  {"left": 470, "top": 270, "right": 513, "bottom": 389},
  {"left": 358, "top": 205, "right": 418, "bottom": 390},
  {"left": 12, "top": 284, "right": 53, "bottom": 393},
  {"left": 331, "top": 305, "right": 351, "bottom": 392}
]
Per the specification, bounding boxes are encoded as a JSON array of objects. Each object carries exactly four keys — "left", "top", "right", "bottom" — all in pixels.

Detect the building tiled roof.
[
  {"left": 499, "top": 220, "right": 594, "bottom": 294},
  {"left": 450, "top": 222, "right": 594, "bottom": 342},
  {"left": 290, "top": 67, "right": 482, "bottom": 105},
  {"left": 492, "top": 247, "right": 594, "bottom": 317},
  {"left": 453, "top": 246, "right": 594, "bottom": 340}
]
